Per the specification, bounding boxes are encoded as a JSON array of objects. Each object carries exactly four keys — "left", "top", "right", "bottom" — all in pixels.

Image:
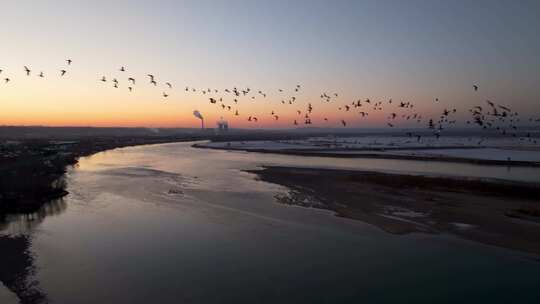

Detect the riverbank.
[{"left": 248, "top": 166, "right": 540, "bottom": 255}]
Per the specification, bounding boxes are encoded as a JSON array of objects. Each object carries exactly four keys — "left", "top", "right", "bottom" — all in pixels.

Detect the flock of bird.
[
  {"left": 1, "top": 59, "right": 539, "bottom": 143},
  {"left": 2, "top": 59, "right": 72, "bottom": 84},
  {"left": 100, "top": 67, "right": 173, "bottom": 97}
]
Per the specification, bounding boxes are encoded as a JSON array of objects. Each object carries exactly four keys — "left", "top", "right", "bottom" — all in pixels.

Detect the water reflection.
[
  {"left": 0, "top": 198, "right": 66, "bottom": 304},
  {"left": 0, "top": 198, "right": 67, "bottom": 235},
  {"left": 0, "top": 235, "right": 48, "bottom": 304}
]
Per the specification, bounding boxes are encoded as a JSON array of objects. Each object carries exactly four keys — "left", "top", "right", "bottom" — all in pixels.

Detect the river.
[{"left": 2, "top": 141, "right": 539, "bottom": 303}]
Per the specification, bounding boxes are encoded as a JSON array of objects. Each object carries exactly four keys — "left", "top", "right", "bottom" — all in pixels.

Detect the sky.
[{"left": 1, "top": 0, "right": 539, "bottom": 128}]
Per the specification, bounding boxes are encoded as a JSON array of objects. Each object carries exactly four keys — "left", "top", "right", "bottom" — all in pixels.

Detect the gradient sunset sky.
[{"left": 1, "top": 0, "right": 539, "bottom": 128}]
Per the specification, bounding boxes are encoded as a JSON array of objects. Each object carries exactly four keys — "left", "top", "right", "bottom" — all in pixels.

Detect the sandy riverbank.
[{"left": 248, "top": 166, "right": 540, "bottom": 255}]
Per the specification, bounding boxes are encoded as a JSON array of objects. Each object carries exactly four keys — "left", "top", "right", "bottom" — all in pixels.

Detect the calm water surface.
[{"left": 4, "top": 142, "right": 540, "bottom": 303}]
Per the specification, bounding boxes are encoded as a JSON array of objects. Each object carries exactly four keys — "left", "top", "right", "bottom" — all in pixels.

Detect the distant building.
[{"left": 217, "top": 118, "right": 229, "bottom": 132}]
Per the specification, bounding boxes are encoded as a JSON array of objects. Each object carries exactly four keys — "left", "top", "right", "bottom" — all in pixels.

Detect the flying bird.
[
  {"left": 60, "top": 70, "right": 67, "bottom": 76},
  {"left": 66, "top": 59, "right": 72, "bottom": 65},
  {"left": 147, "top": 74, "right": 156, "bottom": 85},
  {"left": 24, "top": 66, "right": 31, "bottom": 76},
  {"left": 166, "top": 82, "right": 172, "bottom": 89}
]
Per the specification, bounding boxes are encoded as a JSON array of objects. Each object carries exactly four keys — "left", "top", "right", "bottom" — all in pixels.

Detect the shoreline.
[
  {"left": 248, "top": 166, "right": 540, "bottom": 255},
  {"left": 193, "top": 143, "right": 540, "bottom": 167}
]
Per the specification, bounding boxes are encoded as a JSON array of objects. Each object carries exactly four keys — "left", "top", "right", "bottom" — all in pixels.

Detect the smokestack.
[{"left": 193, "top": 110, "right": 204, "bottom": 129}]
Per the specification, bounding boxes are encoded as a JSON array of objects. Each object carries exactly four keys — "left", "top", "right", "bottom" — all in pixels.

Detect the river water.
[{"left": 2, "top": 141, "right": 540, "bottom": 303}]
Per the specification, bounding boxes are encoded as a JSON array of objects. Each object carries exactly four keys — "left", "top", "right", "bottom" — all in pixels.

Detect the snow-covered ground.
[
  {"left": 201, "top": 135, "right": 539, "bottom": 151},
  {"left": 202, "top": 140, "right": 324, "bottom": 151},
  {"left": 198, "top": 135, "right": 540, "bottom": 163},
  {"left": 366, "top": 148, "right": 540, "bottom": 162}
]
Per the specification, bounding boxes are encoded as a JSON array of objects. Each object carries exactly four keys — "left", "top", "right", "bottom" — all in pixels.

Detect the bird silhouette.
[
  {"left": 24, "top": 66, "right": 31, "bottom": 76},
  {"left": 66, "top": 59, "right": 72, "bottom": 65},
  {"left": 166, "top": 82, "right": 172, "bottom": 89},
  {"left": 60, "top": 70, "right": 67, "bottom": 76}
]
